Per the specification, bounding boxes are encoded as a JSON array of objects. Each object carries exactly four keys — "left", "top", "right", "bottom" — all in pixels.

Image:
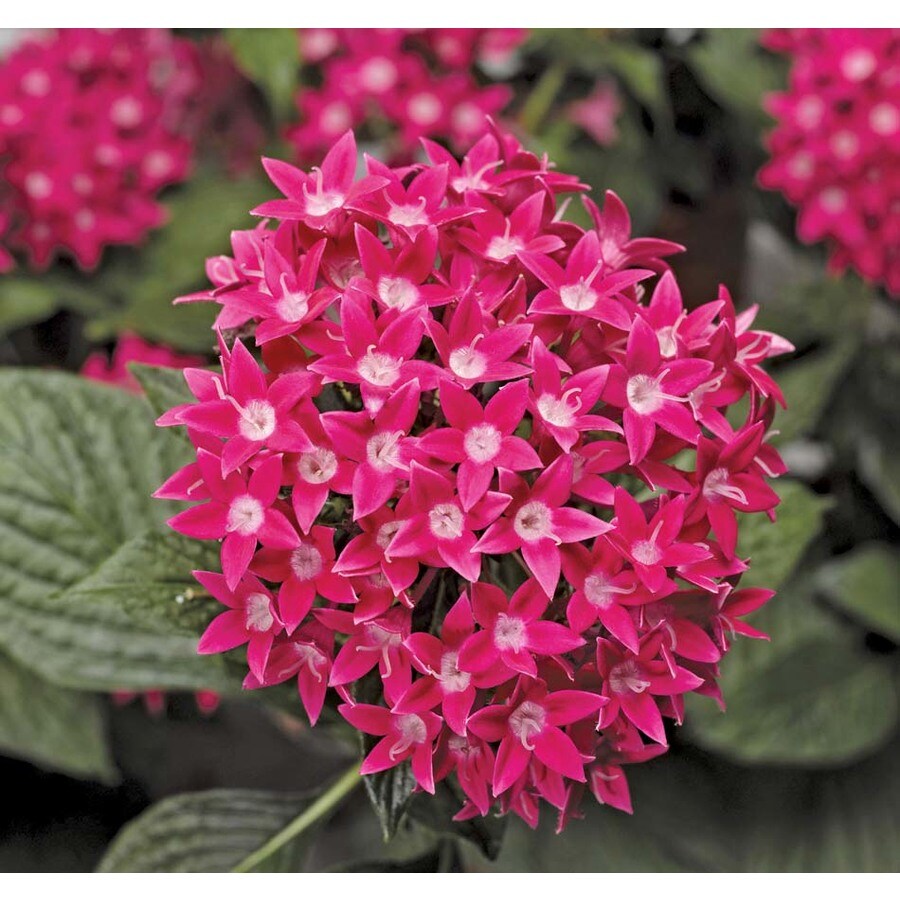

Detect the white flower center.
[
  {"left": 449, "top": 344, "right": 488, "bottom": 380},
  {"left": 559, "top": 281, "right": 598, "bottom": 312},
  {"left": 830, "top": 130, "right": 860, "bottom": 160},
  {"left": 626, "top": 374, "right": 665, "bottom": 415},
  {"left": 702, "top": 467, "right": 748, "bottom": 505},
  {"left": 110, "top": 95, "right": 143, "bottom": 128},
  {"left": 24, "top": 171, "right": 52, "bottom": 199},
  {"left": 493, "top": 614, "right": 527, "bottom": 652},
  {"left": 291, "top": 642, "right": 327, "bottom": 680},
  {"left": 366, "top": 431, "right": 403, "bottom": 472},
  {"left": 464, "top": 423, "right": 502, "bottom": 463},
  {"left": 631, "top": 539, "right": 661, "bottom": 566},
  {"left": 428, "top": 502, "right": 465, "bottom": 540},
  {"left": 407, "top": 92, "right": 442, "bottom": 126},
  {"left": 585, "top": 573, "right": 614, "bottom": 609},
  {"left": 387, "top": 201, "right": 429, "bottom": 228},
  {"left": 537, "top": 390, "right": 580, "bottom": 427},
  {"left": 485, "top": 234, "right": 524, "bottom": 262},
  {"left": 377, "top": 275, "right": 419, "bottom": 310},
  {"left": 390, "top": 713, "right": 428, "bottom": 758},
  {"left": 508, "top": 700, "right": 546, "bottom": 749},
  {"left": 513, "top": 500, "right": 554, "bottom": 542},
  {"left": 357, "top": 348, "right": 402, "bottom": 388},
  {"left": 820, "top": 187, "right": 847, "bottom": 214},
  {"left": 376, "top": 520, "right": 403, "bottom": 549},
  {"left": 238, "top": 399, "right": 276, "bottom": 441},
  {"left": 245, "top": 592, "right": 274, "bottom": 633},
  {"left": 359, "top": 56, "right": 398, "bottom": 92},
  {"left": 227, "top": 495, "right": 264, "bottom": 536},
  {"left": 841, "top": 48, "right": 876, "bottom": 82},
  {"left": 609, "top": 659, "right": 651, "bottom": 695},
  {"left": 657, "top": 325, "right": 679, "bottom": 358},
  {"left": 870, "top": 102, "right": 899, "bottom": 136},
  {"left": 297, "top": 446, "right": 338, "bottom": 484},
  {"left": 439, "top": 650, "right": 471, "bottom": 693},
  {"left": 290, "top": 542, "right": 324, "bottom": 581},
  {"left": 304, "top": 190, "right": 344, "bottom": 217},
  {"left": 796, "top": 95, "right": 824, "bottom": 129},
  {"left": 277, "top": 279, "right": 310, "bottom": 322}
]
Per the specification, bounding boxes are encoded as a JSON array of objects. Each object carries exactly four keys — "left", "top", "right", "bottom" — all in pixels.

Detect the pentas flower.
[
  {"left": 287, "top": 29, "right": 525, "bottom": 164},
  {"left": 475, "top": 457, "right": 611, "bottom": 597},
  {"left": 0, "top": 29, "right": 200, "bottom": 270},
  {"left": 243, "top": 620, "right": 334, "bottom": 725},
  {"left": 459, "top": 581, "right": 584, "bottom": 678},
  {"left": 468, "top": 679, "right": 606, "bottom": 794},
  {"left": 416, "top": 379, "right": 541, "bottom": 509},
  {"left": 194, "top": 570, "right": 283, "bottom": 680},
  {"left": 166, "top": 451, "right": 297, "bottom": 589},
  {"left": 172, "top": 339, "right": 316, "bottom": 474},
  {"left": 155, "top": 127, "right": 789, "bottom": 831},
  {"left": 759, "top": 29, "right": 900, "bottom": 297}
]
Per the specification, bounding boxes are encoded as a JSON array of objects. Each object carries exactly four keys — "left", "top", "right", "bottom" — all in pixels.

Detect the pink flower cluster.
[
  {"left": 0, "top": 29, "right": 200, "bottom": 270},
  {"left": 157, "top": 128, "right": 790, "bottom": 829},
  {"left": 288, "top": 29, "right": 525, "bottom": 163},
  {"left": 760, "top": 28, "right": 900, "bottom": 297}
]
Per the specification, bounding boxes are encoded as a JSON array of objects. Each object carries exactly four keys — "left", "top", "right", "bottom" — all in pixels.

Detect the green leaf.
[
  {"left": 772, "top": 338, "right": 858, "bottom": 445},
  {"left": 0, "top": 276, "right": 68, "bottom": 334},
  {"left": 0, "top": 369, "right": 188, "bottom": 602},
  {"left": 601, "top": 40, "right": 665, "bottom": 117},
  {"left": 363, "top": 760, "right": 417, "bottom": 842},
  {"left": 684, "top": 482, "right": 898, "bottom": 765},
  {"left": 408, "top": 782, "right": 507, "bottom": 861},
  {"left": 465, "top": 736, "right": 900, "bottom": 872},
  {"left": 130, "top": 363, "right": 196, "bottom": 424},
  {"left": 0, "top": 529, "right": 235, "bottom": 693},
  {"left": 0, "top": 370, "right": 236, "bottom": 692},
  {"left": 688, "top": 28, "right": 782, "bottom": 119},
  {"left": 686, "top": 577, "right": 898, "bottom": 765},
  {"left": 737, "top": 479, "right": 830, "bottom": 590},
  {"left": 817, "top": 543, "right": 900, "bottom": 641},
  {"left": 0, "top": 651, "right": 116, "bottom": 783},
  {"left": 225, "top": 29, "right": 300, "bottom": 122},
  {"left": 98, "top": 789, "right": 316, "bottom": 872},
  {"left": 86, "top": 174, "right": 270, "bottom": 352},
  {"left": 0, "top": 270, "right": 108, "bottom": 335}
]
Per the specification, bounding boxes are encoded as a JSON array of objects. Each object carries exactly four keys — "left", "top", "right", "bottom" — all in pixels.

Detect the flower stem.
[{"left": 233, "top": 762, "right": 362, "bottom": 872}]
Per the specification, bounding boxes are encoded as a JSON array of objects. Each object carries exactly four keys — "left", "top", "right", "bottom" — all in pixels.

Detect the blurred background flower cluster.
[{"left": 0, "top": 27, "right": 896, "bottom": 873}]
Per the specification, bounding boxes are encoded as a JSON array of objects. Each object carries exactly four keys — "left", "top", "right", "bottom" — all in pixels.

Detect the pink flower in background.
[
  {"left": 287, "top": 29, "right": 526, "bottom": 163},
  {"left": 760, "top": 28, "right": 900, "bottom": 297},
  {"left": 81, "top": 333, "right": 203, "bottom": 393},
  {"left": 568, "top": 81, "right": 621, "bottom": 147},
  {"left": 0, "top": 29, "right": 201, "bottom": 270},
  {"left": 153, "top": 127, "right": 789, "bottom": 830}
]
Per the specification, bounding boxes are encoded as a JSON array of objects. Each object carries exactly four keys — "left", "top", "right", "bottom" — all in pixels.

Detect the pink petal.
[{"left": 534, "top": 726, "right": 586, "bottom": 781}]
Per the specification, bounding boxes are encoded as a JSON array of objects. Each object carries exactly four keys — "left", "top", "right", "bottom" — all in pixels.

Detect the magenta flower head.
[
  {"left": 287, "top": 29, "right": 526, "bottom": 164},
  {"left": 0, "top": 29, "right": 200, "bottom": 270},
  {"left": 759, "top": 28, "right": 900, "bottom": 297},
  {"left": 155, "top": 126, "right": 790, "bottom": 831}
]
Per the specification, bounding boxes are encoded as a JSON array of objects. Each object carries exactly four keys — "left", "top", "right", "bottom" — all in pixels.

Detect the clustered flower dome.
[
  {"left": 0, "top": 28, "right": 200, "bottom": 270},
  {"left": 288, "top": 28, "right": 525, "bottom": 163},
  {"left": 158, "top": 126, "right": 791, "bottom": 830},
  {"left": 759, "top": 28, "right": 900, "bottom": 297}
]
